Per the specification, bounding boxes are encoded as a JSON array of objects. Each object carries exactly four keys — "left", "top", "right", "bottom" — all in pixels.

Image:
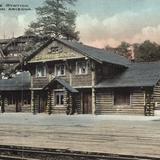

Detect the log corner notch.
[
  {"left": 144, "top": 88, "right": 155, "bottom": 116},
  {"left": 47, "top": 90, "right": 53, "bottom": 115},
  {"left": 91, "top": 60, "right": 96, "bottom": 114}
]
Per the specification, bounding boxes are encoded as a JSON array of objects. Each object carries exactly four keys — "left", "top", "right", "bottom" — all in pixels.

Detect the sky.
[{"left": 1, "top": 0, "right": 160, "bottom": 48}]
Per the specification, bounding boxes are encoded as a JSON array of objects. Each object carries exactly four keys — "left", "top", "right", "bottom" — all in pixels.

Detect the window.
[
  {"left": 8, "top": 96, "right": 16, "bottom": 105},
  {"left": 55, "top": 92, "right": 64, "bottom": 106},
  {"left": 114, "top": 90, "right": 130, "bottom": 105},
  {"left": 76, "top": 61, "right": 88, "bottom": 75},
  {"left": 36, "top": 65, "right": 46, "bottom": 77},
  {"left": 55, "top": 64, "right": 65, "bottom": 76}
]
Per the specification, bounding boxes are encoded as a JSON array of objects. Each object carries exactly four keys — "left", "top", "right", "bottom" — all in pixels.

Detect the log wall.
[
  {"left": 34, "top": 91, "right": 47, "bottom": 113},
  {"left": 3, "top": 91, "right": 31, "bottom": 113},
  {"left": 33, "top": 77, "right": 49, "bottom": 88},
  {"left": 95, "top": 63, "right": 125, "bottom": 84},
  {"left": 131, "top": 90, "right": 145, "bottom": 114},
  {"left": 31, "top": 59, "right": 92, "bottom": 89},
  {"left": 95, "top": 89, "right": 145, "bottom": 115}
]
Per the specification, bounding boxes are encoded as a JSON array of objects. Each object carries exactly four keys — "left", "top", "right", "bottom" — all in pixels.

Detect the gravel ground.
[{"left": 0, "top": 113, "right": 160, "bottom": 158}]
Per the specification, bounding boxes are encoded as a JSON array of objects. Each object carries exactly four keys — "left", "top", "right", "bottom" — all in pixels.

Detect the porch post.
[
  {"left": 47, "top": 90, "right": 52, "bottom": 115},
  {"left": 31, "top": 90, "right": 36, "bottom": 114},
  {"left": 64, "top": 90, "right": 69, "bottom": 115},
  {"left": 69, "top": 93, "right": 73, "bottom": 114},
  {"left": 30, "top": 75, "right": 36, "bottom": 114},
  {"left": 0, "top": 93, "right": 3, "bottom": 113}
]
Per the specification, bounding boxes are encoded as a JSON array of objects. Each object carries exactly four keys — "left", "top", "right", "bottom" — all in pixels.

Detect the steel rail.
[{"left": 0, "top": 145, "right": 159, "bottom": 160}]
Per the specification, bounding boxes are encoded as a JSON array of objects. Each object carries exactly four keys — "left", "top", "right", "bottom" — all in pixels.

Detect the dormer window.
[
  {"left": 76, "top": 61, "right": 88, "bottom": 75},
  {"left": 36, "top": 65, "right": 46, "bottom": 77},
  {"left": 55, "top": 64, "right": 65, "bottom": 76}
]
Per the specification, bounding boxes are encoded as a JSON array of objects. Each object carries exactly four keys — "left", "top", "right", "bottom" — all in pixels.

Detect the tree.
[
  {"left": 106, "top": 40, "right": 160, "bottom": 62},
  {"left": 117, "top": 41, "right": 130, "bottom": 57},
  {"left": 136, "top": 40, "right": 160, "bottom": 61},
  {"left": 25, "top": 0, "right": 79, "bottom": 40}
]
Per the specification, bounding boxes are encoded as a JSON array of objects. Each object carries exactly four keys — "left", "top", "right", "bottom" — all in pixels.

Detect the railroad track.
[{"left": 0, "top": 145, "right": 159, "bottom": 160}]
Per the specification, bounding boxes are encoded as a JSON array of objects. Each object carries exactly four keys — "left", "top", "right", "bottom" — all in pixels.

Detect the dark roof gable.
[
  {"left": 25, "top": 38, "right": 129, "bottom": 67},
  {"left": 44, "top": 77, "right": 78, "bottom": 93},
  {"left": 56, "top": 38, "right": 129, "bottom": 67},
  {"left": 96, "top": 62, "right": 160, "bottom": 88}
]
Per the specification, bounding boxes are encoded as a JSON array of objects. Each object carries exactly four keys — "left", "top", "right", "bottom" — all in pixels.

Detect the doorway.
[{"left": 82, "top": 92, "right": 92, "bottom": 114}]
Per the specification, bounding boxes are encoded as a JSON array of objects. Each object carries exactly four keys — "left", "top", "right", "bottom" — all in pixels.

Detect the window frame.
[
  {"left": 55, "top": 63, "right": 66, "bottom": 77},
  {"left": 55, "top": 92, "right": 65, "bottom": 106},
  {"left": 8, "top": 95, "right": 16, "bottom": 105},
  {"left": 36, "top": 64, "right": 47, "bottom": 78},
  {"left": 76, "top": 61, "right": 88, "bottom": 75},
  {"left": 114, "top": 90, "right": 131, "bottom": 106}
]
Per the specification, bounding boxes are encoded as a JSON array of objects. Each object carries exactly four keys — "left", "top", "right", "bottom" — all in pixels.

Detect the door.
[
  {"left": 35, "top": 93, "right": 46, "bottom": 113},
  {"left": 83, "top": 92, "right": 92, "bottom": 114}
]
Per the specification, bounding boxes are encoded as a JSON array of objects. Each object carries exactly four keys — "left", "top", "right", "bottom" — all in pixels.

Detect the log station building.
[{"left": 1, "top": 36, "right": 160, "bottom": 115}]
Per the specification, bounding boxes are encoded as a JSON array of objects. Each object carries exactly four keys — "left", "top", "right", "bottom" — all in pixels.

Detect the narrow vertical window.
[
  {"left": 55, "top": 64, "right": 65, "bottom": 76},
  {"left": 55, "top": 92, "right": 64, "bottom": 106},
  {"left": 76, "top": 61, "right": 88, "bottom": 75},
  {"left": 36, "top": 65, "right": 46, "bottom": 77}
]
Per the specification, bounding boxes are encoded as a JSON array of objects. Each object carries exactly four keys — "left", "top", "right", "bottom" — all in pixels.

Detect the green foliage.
[
  {"left": 107, "top": 40, "right": 160, "bottom": 62},
  {"left": 117, "top": 41, "right": 130, "bottom": 57},
  {"left": 25, "top": 0, "right": 79, "bottom": 40},
  {"left": 136, "top": 40, "right": 160, "bottom": 62}
]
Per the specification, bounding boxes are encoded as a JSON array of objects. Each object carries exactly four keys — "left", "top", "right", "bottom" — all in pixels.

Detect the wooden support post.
[
  {"left": 64, "top": 90, "right": 69, "bottom": 115},
  {"left": 69, "top": 72, "right": 72, "bottom": 86},
  {"left": 47, "top": 90, "right": 52, "bottom": 115},
  {"left": 69, "top": 93, "right": 73, "bottom": 114},
  {"left": 80, "top": 91, "right": 83, "bottom": 114},
  {"left": 92, "top": 87, "right": 96, "bottom": 114},
  {"left": 30, "top": 76, "right": 36, "bottom": 114},
  {"left": 0, "top": 93, "right": 2, "bottom": 113},
  {"left": 91, "top": 61, "right": 96, "bottom": 114},
  {"left": 69, "top": 63, "right": 72, "bottom": 86},
  {"left": 52, "top": 91, "right": 55, "bottom": 114},
  {"left": 31, "top": 90, "right": 34, "bottom": 113}
]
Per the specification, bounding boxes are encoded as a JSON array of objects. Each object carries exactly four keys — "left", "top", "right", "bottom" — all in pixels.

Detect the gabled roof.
[
  {"left": 96, "top": 62, "right": 160, "bottom": 88},
  {"left": 25, "top": 38, "right": 129, "bottom": 68},
  {"left": 44, "top": 77, "right": 78, "bottom": 93},
  {"left": 0, "top": 72, "right": 30, "bottom": 91},
  {"left": 56, "top": 38, "right": 129, "bottom": 67},
  {"left": 24, "top": 38, "right": 53, "bottom": 62}
]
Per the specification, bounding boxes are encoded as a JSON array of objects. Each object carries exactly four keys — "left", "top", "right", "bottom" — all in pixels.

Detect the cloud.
[
  {"left": 76, "top": 9, "right": 160, "bottom": 48},
  {"left": 131, "top": 25, "right": 160, "bottom": 44},
  {"left": 0, "top": 0, "right": 37, "bottom": 39},
  {"left": 0, "top": 10, "right": 36, "bottom": 39}
]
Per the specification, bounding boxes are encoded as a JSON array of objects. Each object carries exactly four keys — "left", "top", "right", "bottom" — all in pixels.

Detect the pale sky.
[{"left": 1, "top": 0, "right": 160, "bottom": 48}]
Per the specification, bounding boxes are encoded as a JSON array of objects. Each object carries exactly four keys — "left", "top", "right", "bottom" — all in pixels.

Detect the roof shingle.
[
  {"left": 0, "top": 72, "right": 30, "bottom": 91},
  {"left": 56, "top": 38, "right": 129, "bottom": 67},
  {"left": 96, "top": 62, "right": 160, "bottom": 88}
]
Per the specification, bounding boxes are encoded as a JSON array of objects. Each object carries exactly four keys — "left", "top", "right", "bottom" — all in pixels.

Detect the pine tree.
[{"left": 25, "top": 0, "right": 79, "bottom": 40}]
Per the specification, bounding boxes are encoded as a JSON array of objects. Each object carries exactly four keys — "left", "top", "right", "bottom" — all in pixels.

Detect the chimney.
[{"left": 127, "top": 45, "right": 135, "bottom": 62}]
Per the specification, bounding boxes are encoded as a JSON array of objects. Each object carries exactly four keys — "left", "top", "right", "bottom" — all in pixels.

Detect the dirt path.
[{"left": 0, "top": 114, "right": 160, "bottom": 157}]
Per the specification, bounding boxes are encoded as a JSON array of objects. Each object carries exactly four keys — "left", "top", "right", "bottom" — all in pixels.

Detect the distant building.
[
  {"left": 0, "top": 72, "right": 31, "bottom": 112},
  {"left": 0, "top": 35, "right": 37, "bottom": 113}
]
